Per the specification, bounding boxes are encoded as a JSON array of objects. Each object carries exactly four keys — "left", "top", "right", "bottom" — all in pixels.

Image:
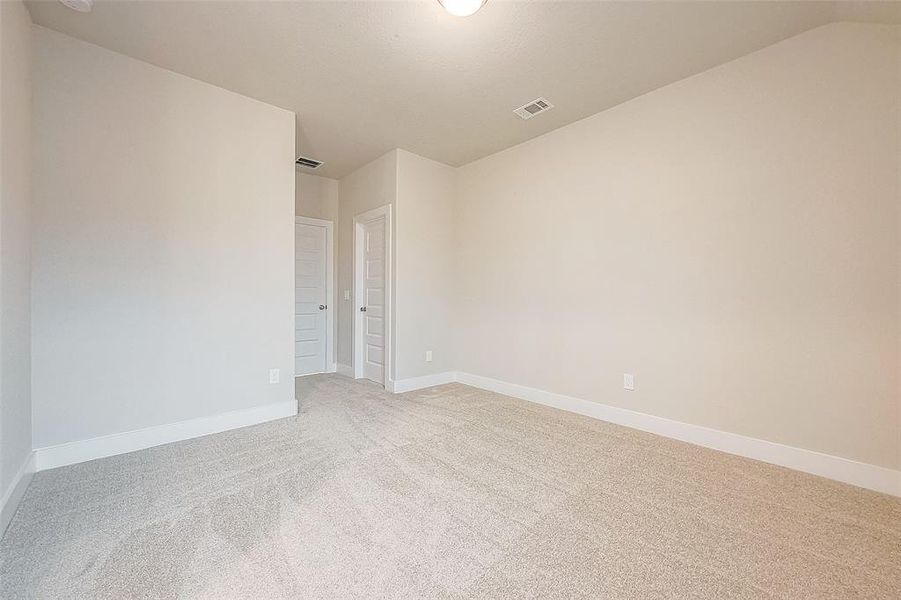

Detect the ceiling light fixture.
[
  {"left": 59, "top": 0, "right": 93, "bottom": 12},
  {"left": 439, "top": 0, "right": 487, "bottom": 17}
]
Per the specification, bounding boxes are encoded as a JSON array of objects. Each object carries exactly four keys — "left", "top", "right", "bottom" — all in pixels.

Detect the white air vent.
[
  {"left": 513, "top": 97, "right": 554, "bottom": 120},
  {"left": 59, "top": 0, "right": 93, "bottom": 12},
  {"left": 295, "top": 156, "right": 324, "bottom": 170}
]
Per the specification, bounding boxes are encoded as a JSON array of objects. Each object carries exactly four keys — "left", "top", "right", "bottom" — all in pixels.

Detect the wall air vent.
[
  {"left": 513, "top": 97, "right": 554, "bottom": 120},
  {"left": 295, "top": 156, "right": 324, "bottom": 170}
]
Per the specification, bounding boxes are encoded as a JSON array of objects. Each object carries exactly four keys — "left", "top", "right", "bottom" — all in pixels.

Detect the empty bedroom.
[{"left": 1, "top": 0, "right": 899, "bottom": 598}]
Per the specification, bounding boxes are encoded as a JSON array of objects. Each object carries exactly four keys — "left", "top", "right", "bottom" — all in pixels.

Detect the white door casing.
[
  {"left": 354, "top": 205, "right": 392, "bottom": 386},
  {"left": 295, "top": 217, "right": 334, "bottom": 376}
]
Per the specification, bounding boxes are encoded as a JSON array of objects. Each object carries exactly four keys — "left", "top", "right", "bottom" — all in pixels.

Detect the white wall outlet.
[
  {"left": 425, "top": 350, "right": 433, "bottom": 362},
  {"left": 343, "top": 290, "right": 351, "bottom": 301},
  {"left": 269, "top": 368, "right": 280, "bottom": 384},
  {"left": 623, "top": 373, "right": 635, "bottom": 391}
]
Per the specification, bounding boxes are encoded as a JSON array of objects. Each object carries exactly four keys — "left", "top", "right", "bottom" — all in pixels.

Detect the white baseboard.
[
  {"left": 388, "top": 371, "right": 457, "bottom": 393},
  {"left": 455, "top": 372, "right": 901, "bottom": 498},
  {"left": 336, "top": 363, "right": 354, "bottom": 378},
  {"left": 23, "top": 370, "right": 900, "bottom": 497},
  {"left": 34, "top": 400, "right": 298, "bottom": 472},
  {"left": 1, "top": 452, "right": 36, "bottom": 537}
]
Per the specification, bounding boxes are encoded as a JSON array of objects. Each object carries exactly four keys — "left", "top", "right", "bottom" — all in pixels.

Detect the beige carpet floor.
[{"left": 1, "top": 374, "right": 899, "bottom": 599}]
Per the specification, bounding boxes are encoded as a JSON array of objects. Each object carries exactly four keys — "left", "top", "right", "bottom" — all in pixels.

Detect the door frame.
[
  {"left": 353, "top": 204, "right": 393, "bottom": 387},
  {"left": 295, "top": 215, "right": 335, "bottom": 375}
]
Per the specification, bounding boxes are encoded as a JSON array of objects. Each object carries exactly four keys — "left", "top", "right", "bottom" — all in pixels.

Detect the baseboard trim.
[
  {"left": 455, "top": 372, "right": 901, "bottom": 498},
  {"left": 1, "top": 452, "right": 36, "bottom": 538},
  {"left": 336, "top": 363, "right": 354, "bottom": 378},
  {"left": 24, "top": 371, "right": 900, "bottom": 497},
  {"left": 388, "top": 371, "right": 457, "bottom": 393},
  {"left": 34, "top": 400, "right": 298, "bottom": 472}
]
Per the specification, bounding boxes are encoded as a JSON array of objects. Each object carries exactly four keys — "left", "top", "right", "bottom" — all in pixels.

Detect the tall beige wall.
[
  {"left": 454, "top": 23, "right": 901, "bottom": 470},
  {"left": 296, "top": 172, "right": 339, "bottom": 223},
  {"left": 395, "top": 150, "right": 455, "bottom": 379},
  {"left": 31, "top": 28, "right": 296, "bottom": 448},
  {"left": 336, "top": 151, "right": 397, "bottom": 370},
  {"left": 335, "top": 149, "right": 456, "bottom": 383},
  {"left": 0, "top": 0, "right": 33, "bottom": 507}
]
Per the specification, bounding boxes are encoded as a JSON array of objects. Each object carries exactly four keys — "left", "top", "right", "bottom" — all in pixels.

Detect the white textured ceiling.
[{"left": 25, "top": 1, "right": 901, "bottom": 178}]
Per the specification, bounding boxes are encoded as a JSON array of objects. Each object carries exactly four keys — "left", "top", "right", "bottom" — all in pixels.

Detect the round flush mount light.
[
  {"left": 59, "top": 0, "right": 93, "bottom": 13},
  {"left": 439, "top": 0, "right": 487, "bottom": 17}
]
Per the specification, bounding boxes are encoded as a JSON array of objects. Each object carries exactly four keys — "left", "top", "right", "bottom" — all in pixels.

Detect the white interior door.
[
  {"left": 295, "top": 221, "right": 327, "bottom": 376},
  {"left": 360, "top": 215, "right": 386, "bottom": 384}
]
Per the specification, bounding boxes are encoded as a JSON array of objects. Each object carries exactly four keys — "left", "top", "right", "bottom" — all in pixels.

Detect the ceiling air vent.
[
  {"left": 513, "top": 97, "right": 554, "bottom": 120},
  {"left": 295, "top": 156, "right": 324, "bottom": 170}
]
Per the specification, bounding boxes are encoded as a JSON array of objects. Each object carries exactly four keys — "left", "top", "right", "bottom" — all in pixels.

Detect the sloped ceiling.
[{"left": 26, "top": 0, "right": 901, "bottom": 178}]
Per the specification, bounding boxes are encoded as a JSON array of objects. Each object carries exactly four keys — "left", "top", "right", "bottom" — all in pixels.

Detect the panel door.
[
  {"left": 361, "top": 216, "right": 386, "bottom": 384},
  {"left": 295, "top": 223, "right": 327, "bottom": 376}
]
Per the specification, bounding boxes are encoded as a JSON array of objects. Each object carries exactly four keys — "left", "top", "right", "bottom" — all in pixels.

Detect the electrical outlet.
[
  {"left": 269, "top": 368, "right": 280, "bottom": 384},
  {"left": 623, "top": 373, "right": 635, "bottom": 391},
  {"left": 425, "top": 350, "right": 433, "bottom": 362}
]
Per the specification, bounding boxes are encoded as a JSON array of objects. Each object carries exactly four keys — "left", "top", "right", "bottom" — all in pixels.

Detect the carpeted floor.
[{"left": 1, "top": 374, "right": 899, "bottom": 599}]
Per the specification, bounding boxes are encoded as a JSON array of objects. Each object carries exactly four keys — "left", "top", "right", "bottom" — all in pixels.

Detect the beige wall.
[
  {"left": 334, "top": 149, "right": 455, "bottom": 382},
  {"left": 395, "top": 150, "right": 455, "bottom": 379},
  {"left": 336, "top": 150, "right": 398, "bottom": 370},
  {"left": 454, "top": 23, "right": 901, "bottom": 470},
  {"left": 0, "top": 0, "right": 33, "bottom": 502},
  {"left": 296, "top": 172, "right": 339, "bottom": 222},
  {"left": 31, "top": 28, "right": 296, "bottom": 448}
]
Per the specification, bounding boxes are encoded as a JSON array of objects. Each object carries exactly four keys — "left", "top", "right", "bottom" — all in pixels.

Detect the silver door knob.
[
  {"left": 319, "top": 304, "right": 326, "bottom": 310},
  {"left": 360, "top": 306, "right": 367, "bottom": 312}
]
